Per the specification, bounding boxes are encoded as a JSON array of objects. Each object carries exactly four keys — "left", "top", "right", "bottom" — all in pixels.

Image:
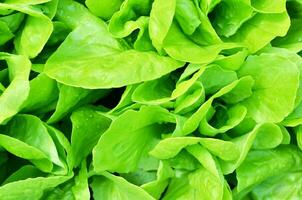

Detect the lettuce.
[{"left": 0, "top": 0, "right": 302, "bottom": 199}]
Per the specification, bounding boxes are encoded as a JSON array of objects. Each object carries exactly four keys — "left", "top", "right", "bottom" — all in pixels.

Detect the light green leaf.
[
  {"left": 4, "top": 114, "right": 64, "bottom": 169},
  {"left": 2, "top": 165, "right": 45, "bottom": 185},
  {"left": 108, "top": 0, "right": 152, "bottom": 38},
  {"left": 252, "top": 123, "right": 283, "bottom": 149},
  {"left": 0, "top": 174, "right": 72, "bottom": 200},
  {"left": 91, "top": 172, "right": 155, "bottom": 200},
  {"left": 0, "top": 134, "right": 53, "bottom": 172},
  {"left": 213, "top": 49, "right": 248, "bottom": 71},
  {"left": 109, "top": 85, "right": 137, "bottom": 114},
  {"left": 48, "top": 84, "right": 109, "bottom": 123},
  {"left": 236, "top": 146, "right": 302, "bottom": 192},
  {"left": 220, "top": 76, "right": 254, "bottom": 104},
  {"left": 72, "top": 161, "right": 90, "bottom": 200},
  {"left": 3, "top": 0, "right": 51, "bottom": 4},
  {"left": 0, "top": 21, "right": 14, "bottom": 45},
  {"left": 167, "top": 149, "right": 200, "bottom": 170},
  {"left": 85, "top": 0, "right": 123, "bottom": 20},
  {"left": 212, "top": 0, "right": 254, "bottom": 37},
  {"left": 142, "top": 161, "right": 174, "bottom": 199},
  {"left": 174, "top": 81, "right": 205, "bottom": 114},
  {"left": 186, "top": 144, "right": 220, "bottom": 178},
  {"left": 93, "top": 106, "right": 175, "bottom": 173},
  {"left": 163, "top": 167, "right": 223, "bottom": 200},
  {"left": 273, "top": 19, "right": 302, "bottom": 53},
  {"left": 250, "top": 172, "right": 302, "bottom": 199},
  {"left": 163, "top": 21, "right": 239, "bottom": 63},
  {"left": 182, "top": 77, "right": 250, "bottom": 135},
  {"left": 175, "top": 0, "right": 201, "bottom": 35},
  {"left": 231, "top": 12, "right": 290, "bottom": 52},
  {"left": 4, "top": 4, "right": 53, "bottom": 58},
  {"left": 199, "top": 138, "right": 240, "bottom": 161},
  {"left": 199, "top": 104, "right": 247, "bottom": 136},
  {"left": 198, "top": 64, "right": 237, "bottom": 95},
  {"left": 71, "top": 106, "right": 112, "bottom": 167},
  {"left": 294, "top": 126, "right": 302, "bottom": 150},
  {"left": 220, "top": 123, "right": 284, "bottom": 174},
  {"left": 45, "top": 19, "right": 183, "bottom": 89},
  {"left": 0, "top": 53, "right": 30, "bottom": 124},
  {"left": 149, "top": 137, "right": 201, "bottom": 160},
  {"left": 21, "top": 73, "right": 59, "bottom": 113},
  {"left": 149, "top": 0, "right": 176, "bottom": 52},
  {"left": 238, "top": 53, "right": 299, "bottom": 123},
  {"left": 251, "top": 0, "right": 286, "bottom": 13},
  {"left": 132, "top": 67, "right": 205, "bottom": 105}
]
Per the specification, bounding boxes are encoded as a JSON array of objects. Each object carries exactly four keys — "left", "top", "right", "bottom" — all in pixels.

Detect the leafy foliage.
[{"left": 0, "top": 0, "right": 302, "bottom": 199}]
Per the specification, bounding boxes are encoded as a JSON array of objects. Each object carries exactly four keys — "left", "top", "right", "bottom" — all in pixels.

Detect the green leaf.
[
  {"left": 3, "top": 0, "right": 51, "bottom": 4},
  {"left": 91, "top": 172, "right": 155, "bottom": 200},
  {"left": 250, "top": 172, "right": 302, "bottom": 199},
  {"left": 132, "top": 67, "right": 205, "bottom": 105},
  {"left": 2, "top": 165, "right": 45, "bottom": 185},
  {"left": 149, "top": 0, "right": 176, "bottom": 52},
  {"left": 85, "top": 0, "right": 123, "bottom": 20},
  {"left": 238, "top": 53, "right": 300, "bottom": 123},
  {"left": 199, "top": 138, "right": 240, "bottom": 161},
  {"left": 175, "top": 0, "right": 201, "bottom": 35},
  {"left": 0, "top": 0, "right": 301, "bottom": 199},
  {"left": 186, "top": 144, "right": 220, "bottom": 177},
  {"left": 199, "top": 104, "right": 247, "bottom": 136},
  {"left": 167, "top": 149, "right": 201, "bottom": 170},
  {"left": 0, "top": 21, "right": 14, "bottom": 45},
  {"left": 109, "top": 85, "right": 137, "bottom": 114},
  {"left": 161, "top": 171, "right": 190, "bottom": 200},
  {"left": 141, "top": 161, "right": 174, "bottom": 199},
  {"left": 21, "top": 73, "right": 59, "bottom": 113},
  {"left": 108, "top": 0, "right": 152, "bottom": 38},
  {"left": 0, "top": 174, "right": 72, "bottom": 200},
  {"left": 199, "top": 0, "right": 221, "bottom": 14},
  {"left": 162, "top": 21, "right": 239, "bottom": 63},
  {"left": 198, "top": 64, "right": 237, "bottom": 95},
  {"left": 251, "top": 0, "right": 286, "bottom": 13},
  {"left": 273, "top": 19, "right": 302, "bottom": 53},
  {"left": 220, "top": 123, "right": 284, "bottom": 174},
  {"left": 93, "top": 106, "right": 175, "bottom": 173},
  {"left": 45, "top": 13, "right": 183, "bottom": 88},
  {"left": 182, "top": 77, "right": 251, "bottom": 135},
  {"left": 294, "top": 125, "right": 302, "bottom": 150},
  {"left": 4, "top": 114, "right": 65, "bottom": 170},
  {"left": 251, "top": 123, "right": 283, "bottom": 149},
  {"left": 71, "top": 106, "right": 111, "bottom": 167},
  {"left": 212, "top": 0, "right": 254, "bottom": 37},
  {"left": 48, "top": 84, "right": 109, "bottom": 123},
  {"left": 174, "top": 81, "right": 205, "bottom": 114},
  {"left": 0, "top": 3, "right": 55, "bottom": 58},
  {"left": 213, "top": 49, "right": 248, "bottom": 71},
  {"left": 71, "top": 161, "right": 90, "bottom": 200},
  {"left": 0, "top": 53, "right": 30, "bottom": 124},
  {"left": 220, "top": 76, "right": 254, "bottom": 104},
  {"left": 0, "top": 134, "right": 53, "bottom": 172},
  {"left": 163, "top": 167, "right": 223, "bottom": 200},
  {"left": 236, "top": 146, "right": 302, "bottom": 192},
  {"left": 44, "top": 124, "right": 71, "bottom": 174},
  {"left": 230, "top": 12, "right": 290, "bottom": 52},
  {"left": 149, "top": 137, "right": 201, "bottom": 160}
]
